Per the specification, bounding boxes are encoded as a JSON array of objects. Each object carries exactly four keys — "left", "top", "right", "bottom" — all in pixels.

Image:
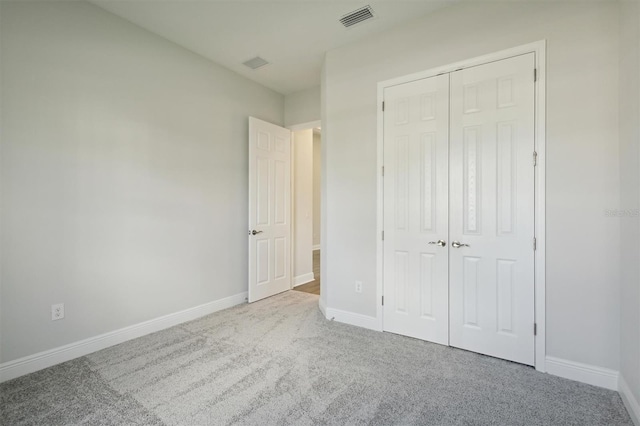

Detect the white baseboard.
[
  {"left": 619, "top": 375, "right": 640, "bottom": 425},
  {"left": 0, "top": 292, "right": 247, "bottom": 383},
  {"left": 545, "top": 356, "right": 619, "bottom": 390},
  {"left": 294, "top": 273, "right": 315, "bottom": 287},
  {"left": 312, "top": 245, "right": 320, "bottom": 251},
  {"left": 324, "top": 306, "right": 381, "bottom": 331}
]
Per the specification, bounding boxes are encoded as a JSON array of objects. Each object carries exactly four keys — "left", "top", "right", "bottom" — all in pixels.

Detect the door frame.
[
  {"left": 376, "top": 41, "right": 547, "bottom": 372},
  {"left": 288, "top": 120, "right": 322, "bottom": 290}
]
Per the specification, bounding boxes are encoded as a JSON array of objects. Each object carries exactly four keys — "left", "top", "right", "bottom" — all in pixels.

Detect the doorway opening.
[
  {"left": 290, "top": 125, "right": 321, "bottom": 296},
  {"left": 247, "top": 118, "right": 321, "bottom": 303}
]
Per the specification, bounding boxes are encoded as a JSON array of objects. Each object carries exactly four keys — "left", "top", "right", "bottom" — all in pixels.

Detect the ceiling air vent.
[
  {"left": 243, "top": 56, "right": 270, "bottom": 70},
  {"left": 339, "top": 5, "right": 375, "bottom": 28}
]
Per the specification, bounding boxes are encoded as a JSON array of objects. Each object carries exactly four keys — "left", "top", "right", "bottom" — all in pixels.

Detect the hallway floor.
[{"left": 293, "top": 250, "right": 320, "bottom": 295}]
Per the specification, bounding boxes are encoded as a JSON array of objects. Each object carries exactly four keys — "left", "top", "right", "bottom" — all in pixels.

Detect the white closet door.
[
  {"left": 383, "top": 74, "right": 450, "bottom": 345},
  {"left": 449, "top": 54, "right": 536, "bottom": 365}
]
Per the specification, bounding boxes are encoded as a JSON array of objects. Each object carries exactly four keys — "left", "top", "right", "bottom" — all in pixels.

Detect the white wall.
[
  {"left": 0, "top": 1, "right": 283, "bottom": 363},
  {"left": 320, "top": 62, "right": 329, "bottom": 311},
  {"left": 293, "top": 129, "right": 313, "bottom": 283},
  {"left": 619, "top": 0, "right": 640, "bottom": 417},
  {"left": 313, "top": 131, "right": 321, "bottom": 249},
  {"left": 0, "top": 1, "right": 4, "bottom": 363},
  {"left": 284, "top": 86, "right": 321, "bottom": 127},
  {"left": 323, "top": 1, "right": 620, "bottom": 370}
]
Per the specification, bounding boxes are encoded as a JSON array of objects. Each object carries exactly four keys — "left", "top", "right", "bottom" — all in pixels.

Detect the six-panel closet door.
[
  {"left": 449, "top": 54, "right": 536, "bottom": 365},
  {"left": 382, "top": 74, "right": 450, "bottom": 345},
  {"left": 383, "top": 53, "right": 536, "bottom": 366}
]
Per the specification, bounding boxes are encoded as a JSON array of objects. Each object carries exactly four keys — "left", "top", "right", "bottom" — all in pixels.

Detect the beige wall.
[
  {"left": 323, "top": 1, "right": 620, "bottom": 370},
  {"left": 0, "top": 1, "right": 283, "bottom": 362},
  {"left": 293, "top": 130, "right": 314, "bottom": 282}
]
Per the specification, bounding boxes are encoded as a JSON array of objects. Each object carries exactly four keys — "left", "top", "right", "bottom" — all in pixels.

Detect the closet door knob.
[
  {"left": 428, "top": 240, "right": 446, "bottom": 247},
  {"left": 451, "top": 241, "right": 469, "bottom": 248}
]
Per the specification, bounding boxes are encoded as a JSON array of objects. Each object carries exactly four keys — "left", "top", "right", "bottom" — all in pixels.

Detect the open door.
[{"left": 248, "top": 117, "right": 292, "bottom": 303}]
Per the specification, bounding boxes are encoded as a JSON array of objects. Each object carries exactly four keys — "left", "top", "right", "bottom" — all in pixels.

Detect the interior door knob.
[
  {"left": 250, "top": 230, "right": 263, "bottom": 235},
  {"left": 428, "top": 239, "right": 446, "bottom": 247},
  {"left": 451, "top": 241, "right": 470, "bottom": 248}
]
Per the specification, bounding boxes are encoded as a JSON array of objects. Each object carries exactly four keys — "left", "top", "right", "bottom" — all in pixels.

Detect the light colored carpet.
[{"left": 1, "top": 291, "right": 632, "bottom": 425}]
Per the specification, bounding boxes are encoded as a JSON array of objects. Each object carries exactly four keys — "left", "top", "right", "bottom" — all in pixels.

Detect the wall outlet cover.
[{"left": 51, "top": 303, "right": 65, "bottom": 321}]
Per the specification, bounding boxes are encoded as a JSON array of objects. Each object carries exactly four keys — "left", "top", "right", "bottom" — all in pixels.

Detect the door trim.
[
  {"left": 376, "top": 41, "right": 547, "bottom": 372},
  {"left": 288, "top": 120, "right": 322, "bottom": 132}
]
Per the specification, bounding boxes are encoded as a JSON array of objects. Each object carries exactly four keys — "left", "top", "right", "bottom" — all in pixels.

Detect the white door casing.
[
  {"left": 449, "top": 53, "right": 536, "bottom": 365},
  {"left": 382, "top": 74, "right": 450, "bottom": 345},
  {"left": 248, "top": 117, "right": 292, "bottom": 303}
]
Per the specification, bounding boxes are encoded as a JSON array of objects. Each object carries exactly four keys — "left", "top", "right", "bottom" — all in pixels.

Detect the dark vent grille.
[
  {"left": 243, "top": 56, "right": 270, "bottom": 70},
  {"left": 339, "top": 5, "right": 375, "bottom": 28}
]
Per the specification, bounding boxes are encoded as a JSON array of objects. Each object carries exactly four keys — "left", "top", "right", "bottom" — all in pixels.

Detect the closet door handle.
[
  {"left": 428, "top": 240, "right": 446, "bottom": 247},
  {"left": 451, "top": 241, "right": 469, "bottom": 248}
]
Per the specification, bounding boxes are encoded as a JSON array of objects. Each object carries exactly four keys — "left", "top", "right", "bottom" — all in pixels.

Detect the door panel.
[
  {"left": 248, "top": 117, "right": 292, "bottom": 303},
  {"left": 383, "top": 74, "right": 450, "bottom": 345},
  {"left": 449, "top": 53, "right": 535, "bottom": 365}
]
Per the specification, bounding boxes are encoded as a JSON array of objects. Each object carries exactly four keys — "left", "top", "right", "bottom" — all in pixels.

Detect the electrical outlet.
[
  {"left": 51, "top": 303, "right": 64, "bottom": 321},
  {"left": 355, "top": 281, "right": 363, "bottom": 293}
]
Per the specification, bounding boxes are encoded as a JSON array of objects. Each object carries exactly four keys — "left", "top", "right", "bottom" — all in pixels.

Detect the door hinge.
[
  {"left": 534, "top": 323, "right": 537, "bottom": 336},
  {"left": 382, "top": 101, "right": 385, "bottom": 111},
  {"left": 382, "top": 296, "right": 384, "bottom": 306},
  {"left": 534, "top": 68, "right": 537, "bottom": 82},
  {"left": 533, "top": 151, "right": 538, "bottom": 166},
  {"left": 382, "top": 230, "right": 385, "bottom": 241},
  {"left": 533, "top": 237, "right": 537, "bottom": 251}
]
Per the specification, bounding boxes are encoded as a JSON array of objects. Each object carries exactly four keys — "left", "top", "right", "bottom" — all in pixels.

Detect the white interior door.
[
  {"left": 382, "top": 74, "right": 450, "bottom": 345},
  {"left": 248, "top": 117, "right": 292, "bottom": 303},
  {"left": 449, "top": 53, "right": 536, "bottom": 365}
]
